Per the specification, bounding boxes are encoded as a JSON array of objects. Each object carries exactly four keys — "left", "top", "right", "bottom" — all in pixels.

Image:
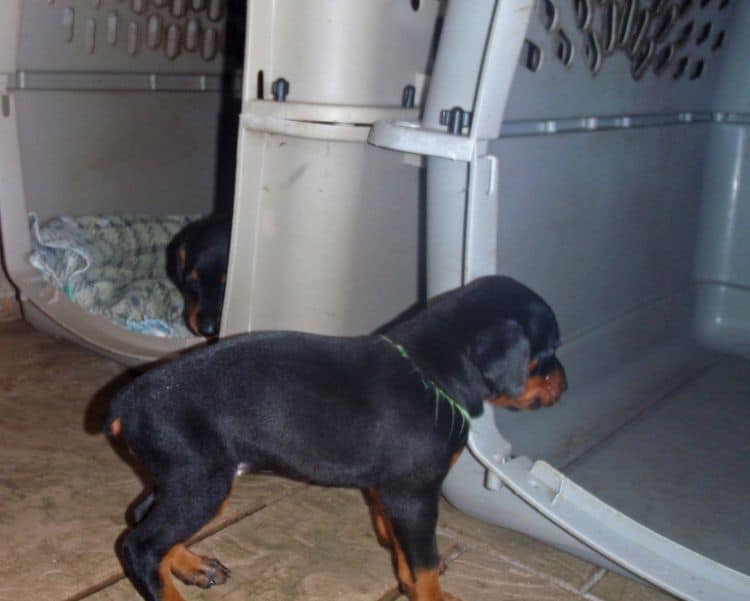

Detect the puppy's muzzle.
[{"left": 493, "top": 358, "right": 567, "bottom": 411}]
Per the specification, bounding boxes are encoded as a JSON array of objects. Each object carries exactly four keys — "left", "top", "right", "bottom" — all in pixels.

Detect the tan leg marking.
[
  {"left": 169, "top": 544, "right": 203, "bottom": 583},
  {"left": 186, "top": 300, "right": 200, "bottom": 336},
  {"left": 366, "top": 489, "right": 391, "bottom": 547},
  {"left": 157, "top": 489, "right": 233, "bottom": 596},
  {"left": 368, "top": 489, "right": 415, "bottom": 592},
  {"left": 169, "top": 544, "right": 231, "bottom": 588},
  {"left": 217, "top": 494, "right": 230, "bottom": 518},
  {"left": 159, "top": 545, "right": 188, "bottom": 601},
  {"left": 410, "top": 568, "right": 441, "bottom": 600},
  {"left": 411, "top": 568, "right": 463, "bottom": 601}
]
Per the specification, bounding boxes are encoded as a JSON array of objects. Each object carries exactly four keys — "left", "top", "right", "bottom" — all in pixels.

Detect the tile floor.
[{"left": 0, "top": 318, "right": 676, "bottom": 601}]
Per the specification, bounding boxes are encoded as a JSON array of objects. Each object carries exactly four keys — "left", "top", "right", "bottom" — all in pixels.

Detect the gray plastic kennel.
[
  {"left": 2, "top": 1, "right": 750, "bottom": 599},
  {"left": 0, "top": 0, "right": 437, "bottom": 362}
]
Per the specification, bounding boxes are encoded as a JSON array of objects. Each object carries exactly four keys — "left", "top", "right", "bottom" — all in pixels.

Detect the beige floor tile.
[
  {"left": 437, "top": 500, "right": 596, "bottom": 590},
  {"left": 589, "top": 572, "right": 678, "bottom": 601},
  {"left": 440, "top": 549, "right": 584, "bottom": 601}
]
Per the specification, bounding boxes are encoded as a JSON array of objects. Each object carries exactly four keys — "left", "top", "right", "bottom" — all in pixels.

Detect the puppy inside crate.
[{"left": 167, "top": 214, "right": 232, "bottom": 338}]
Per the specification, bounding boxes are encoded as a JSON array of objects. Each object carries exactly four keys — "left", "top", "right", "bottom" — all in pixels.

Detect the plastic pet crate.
[{"left": 0, "top": 0, "right": 439, "bottom": 363}]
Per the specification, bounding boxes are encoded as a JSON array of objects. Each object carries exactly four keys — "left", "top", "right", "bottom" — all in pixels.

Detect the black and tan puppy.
[
  {"left": 167, "top": 214, "right": 231, "bottom": 338},
  {"left": 106, "top": 275, "right": 567, "bottom": 601}
]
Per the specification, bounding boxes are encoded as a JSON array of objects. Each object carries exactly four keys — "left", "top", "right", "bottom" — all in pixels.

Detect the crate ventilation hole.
[
  {"left": 54, "top": 0, "right": 226, "bottom": 61},
  {"left": 523, "top": 0, "right": 729, "bottom": 81}
]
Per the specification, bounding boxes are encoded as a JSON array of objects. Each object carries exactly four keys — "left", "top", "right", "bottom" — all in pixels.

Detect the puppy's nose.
[{"left": 198, "top": 320, "right": 219, "bottom": 338}]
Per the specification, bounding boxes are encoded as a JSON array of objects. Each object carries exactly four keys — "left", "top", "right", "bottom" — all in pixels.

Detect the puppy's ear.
[
  {"left": 469, "top": 319, "right": 530, "bottom": 399},
  {"left": 166, "top": 237, "right": 187, "bottom": 287}
]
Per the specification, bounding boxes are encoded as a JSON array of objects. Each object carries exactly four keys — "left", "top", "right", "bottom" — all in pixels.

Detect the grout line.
[
  {"left": 580, "top": 568, "right": 608, "bottom": 594},
  {"left": 442, "top": 543, "right": 468, "bottom": 566},
  {"left": 437, "top": 528, "right": 607, "bottom": 601},
  {"left": 62, "top": 484, "right": 308, "bottom": 601},
  {"left": 475, "top": 545, "right": 606, "bottom": 601},
  {"left": 62, "top": 572, "right": 126, "bottom": 601}
]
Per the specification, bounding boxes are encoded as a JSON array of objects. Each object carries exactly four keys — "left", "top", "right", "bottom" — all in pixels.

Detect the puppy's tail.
[
  {"left": 105, "top": 415, "right": 123, "bottom": 438},
  {"left": 103, "top": 387, "right": 133, "bottom": 439}
]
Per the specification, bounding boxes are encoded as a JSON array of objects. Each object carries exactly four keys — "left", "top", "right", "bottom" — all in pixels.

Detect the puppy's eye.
[{"left": 544, "top": 374, "right": 551, "bottom": 382}]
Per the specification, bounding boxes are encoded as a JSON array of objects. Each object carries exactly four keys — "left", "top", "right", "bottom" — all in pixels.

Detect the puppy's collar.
[{"left": 379, "top": 335, "right": 471, "bottom": 436}]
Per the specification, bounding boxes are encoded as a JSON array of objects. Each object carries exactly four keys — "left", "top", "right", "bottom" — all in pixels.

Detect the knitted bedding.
[{"left": 29, "top": 214, "right": 199, "bottom": 338}]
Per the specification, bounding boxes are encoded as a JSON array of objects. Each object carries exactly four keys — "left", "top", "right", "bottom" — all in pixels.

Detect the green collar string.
[{"left": 379, "top": 335, "right": 471, "bottom": 437}]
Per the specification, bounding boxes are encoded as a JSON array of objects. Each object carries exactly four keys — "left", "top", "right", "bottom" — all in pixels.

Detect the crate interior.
[{"left": 488, "top": 0, "right": 750, "bottom": 575}]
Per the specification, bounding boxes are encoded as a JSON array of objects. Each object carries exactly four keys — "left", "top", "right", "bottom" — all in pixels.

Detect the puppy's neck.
[
  {"left": 379, "top": 335, "right": 473, "bottom": 435},
  {"left": 383, "top": 319, "right": 490, "bottom": 419}
]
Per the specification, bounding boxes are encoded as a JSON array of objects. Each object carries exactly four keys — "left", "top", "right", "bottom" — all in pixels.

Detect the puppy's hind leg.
[{"left": 121, "top": 466, "right": 235, "bottom": 601}]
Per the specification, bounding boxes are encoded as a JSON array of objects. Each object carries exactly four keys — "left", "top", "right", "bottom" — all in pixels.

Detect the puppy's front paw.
[
  {"left": 172, "top": 551, "right": 231, "bottom": 588},
  {"left": 197, "top": 557, "right": 231, "bottom": 588}
]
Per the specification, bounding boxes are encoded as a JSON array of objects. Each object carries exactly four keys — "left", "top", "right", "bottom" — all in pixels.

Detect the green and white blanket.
[{"left": 29, "top": 214, "right": 199, "bottom": 338}]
